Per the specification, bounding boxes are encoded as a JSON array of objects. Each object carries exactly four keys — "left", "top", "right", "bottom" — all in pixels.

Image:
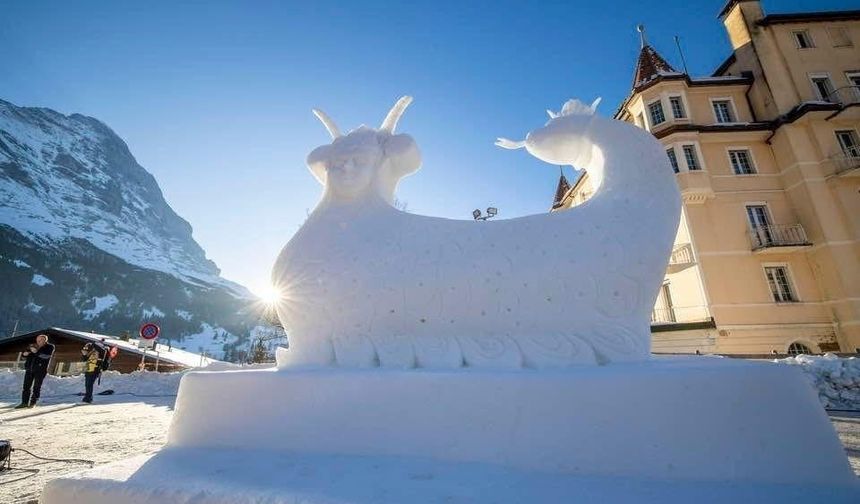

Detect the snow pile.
[
  {"left": 0, "top": 368, "right": 184, "bottom": 400},
  {"left": 775, "top": 353, "right": 860, "bottom": 410},
  {"left": 197, "top": 361, "right": 276, "bottom": 371}
]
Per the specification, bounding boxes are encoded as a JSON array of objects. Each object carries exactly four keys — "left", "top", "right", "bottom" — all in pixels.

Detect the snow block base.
[{"left": 42, "top": 358, "right": 859, "bottom": 503}]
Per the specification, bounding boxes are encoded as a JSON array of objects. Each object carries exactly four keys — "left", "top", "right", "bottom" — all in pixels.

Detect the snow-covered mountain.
[{"left": 0, "top": 98, "right": 261, "bottom": 359}]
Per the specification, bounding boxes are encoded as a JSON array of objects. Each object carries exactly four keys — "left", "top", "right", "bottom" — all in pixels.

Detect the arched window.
[{"left": 787, "top": 342, "right": 812, "bottom": 355}]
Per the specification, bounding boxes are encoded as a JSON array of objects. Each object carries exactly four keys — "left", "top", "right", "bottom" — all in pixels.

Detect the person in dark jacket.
[
  {"left": 15, "top": 334, "right": 55, "bottom": 409},
  {"left": 81, "top": 342, "right": 105, "bottom": 404}
]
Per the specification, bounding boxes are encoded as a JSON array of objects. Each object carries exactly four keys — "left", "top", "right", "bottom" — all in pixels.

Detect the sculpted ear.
[
  {"left": 383, "top": 133, "right": 421, "bottom": 180},
  {"left": 306, "top": 144, "right": 331, "bottom": 185}
]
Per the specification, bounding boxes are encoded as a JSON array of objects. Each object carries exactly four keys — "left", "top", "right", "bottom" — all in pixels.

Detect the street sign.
[
  {"left": 138, "top": 323, "right": 160, "bottom": 366},
  {"left": 140, "top": 323, "right": 160, "bottom": 340}
]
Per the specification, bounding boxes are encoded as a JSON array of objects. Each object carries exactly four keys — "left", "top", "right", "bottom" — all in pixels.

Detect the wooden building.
[{"left": 0, "top": 327, "right": 218, "bottom": 375}]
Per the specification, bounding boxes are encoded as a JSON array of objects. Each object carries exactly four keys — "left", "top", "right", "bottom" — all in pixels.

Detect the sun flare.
[{"left": 256, "top": 284, "right": 283, "bottom": 306}]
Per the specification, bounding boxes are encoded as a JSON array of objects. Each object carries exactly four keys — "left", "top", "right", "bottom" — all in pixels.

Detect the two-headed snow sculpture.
[
  {"left": 42, "top": 95, "right": 860, "bottom": 504},
  {"left": 272, "top": 96, "right": 681, "bottom": 368}
]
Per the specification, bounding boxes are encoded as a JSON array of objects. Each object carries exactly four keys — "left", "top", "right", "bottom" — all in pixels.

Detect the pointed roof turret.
[
  {"left": 632, "top": 25, "right": 678, "bottom": 90},
  {"left": 551, "top": 169, "right": 571, "bottom": 209}
]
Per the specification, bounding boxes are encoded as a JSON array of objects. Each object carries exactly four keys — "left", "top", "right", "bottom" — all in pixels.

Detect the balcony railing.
[
  {"left": 824, "top": 85, "right": 860, "bottom": 106},
  {"left": 749, "top": 224, "right": 811, "bottom": 251},
  {"left": 666, "top": 243, "right": 695, "bottom": 273},
  {"left": 831, "top": 152, "right": 860, "bottom": 176},
  {"left": 669, "top": 243, "right": 694, "bottom": 266}
]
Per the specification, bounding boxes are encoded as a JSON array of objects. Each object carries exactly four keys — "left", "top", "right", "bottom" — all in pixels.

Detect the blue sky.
[{"left": 1, "top": 0, "right": 854, "bottom": 295}]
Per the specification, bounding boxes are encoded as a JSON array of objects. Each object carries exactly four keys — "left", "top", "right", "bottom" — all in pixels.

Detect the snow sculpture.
[
  {"left": 40, "top": 97, "right": 858, "bottom": 504},
  {"left": 272, "top": 96, "right": 681, "bottom": 369}
]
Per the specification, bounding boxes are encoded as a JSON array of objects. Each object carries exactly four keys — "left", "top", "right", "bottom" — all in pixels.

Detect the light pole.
[{"left": 472, "top": 207, "right": 499, "bottom": 221}]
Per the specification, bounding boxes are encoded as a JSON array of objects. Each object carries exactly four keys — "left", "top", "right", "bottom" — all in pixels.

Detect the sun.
[{"left": 255, "top": 284, "right": 283, "bottom": 306}]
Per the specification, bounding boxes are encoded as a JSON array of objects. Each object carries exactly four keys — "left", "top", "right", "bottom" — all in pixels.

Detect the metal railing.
[
  {"left": 831, "top": 152, "right": 860, "bottom": 175},
  {"left": 824, "top": 85, "right": 860, "bottom": 106},
  {"left": 668, "top": 243, "right": 694, "bottom": 266},
  {"left": 749, "top": 224, "right": 810, "bottom": 250}
]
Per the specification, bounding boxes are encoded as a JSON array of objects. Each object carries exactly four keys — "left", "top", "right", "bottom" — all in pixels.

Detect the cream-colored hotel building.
[{"left": 554, "top": 0, "right": 860, "bottom": 355}]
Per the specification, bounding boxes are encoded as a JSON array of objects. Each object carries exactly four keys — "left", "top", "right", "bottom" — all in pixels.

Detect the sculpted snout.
[{"left": 497, "top": 109, "right": 596, "bottom": 168}]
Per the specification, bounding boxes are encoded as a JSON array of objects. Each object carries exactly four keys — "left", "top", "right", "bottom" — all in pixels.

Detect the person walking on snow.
[
  {"left": 15, "top": 333, "right": 55, "bottom": 409},
  {"left": 81, "top": 342, "right": 104, "bottom": 404}
]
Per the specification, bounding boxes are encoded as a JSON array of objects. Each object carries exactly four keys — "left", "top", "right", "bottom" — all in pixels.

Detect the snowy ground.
[
  {"left": 831, "top": 411, "right": 860, "bottom": 476},
  {"left": 1, "top": 362, "right": 858, "bottom": 503},
  {"left": 0, "top": 396, "right": 174, "bottom": 503}
]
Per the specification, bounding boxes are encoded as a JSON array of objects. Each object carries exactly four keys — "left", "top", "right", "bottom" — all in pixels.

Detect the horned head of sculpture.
[{"left": 307, "top": 96, "right": 421, "bottom": 204}]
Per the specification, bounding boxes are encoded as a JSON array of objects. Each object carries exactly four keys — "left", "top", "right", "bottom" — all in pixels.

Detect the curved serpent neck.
[
  {"left": 587, "top": 118, "right": 675, "bottom": 196},
  {"left": 543, "top": 114, "right": 681, "bottom": 232}
]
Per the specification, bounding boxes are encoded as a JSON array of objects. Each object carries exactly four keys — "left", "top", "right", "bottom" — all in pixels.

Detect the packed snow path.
[
  {"left": 0, "top": 397, "right": 173, "bottom": 504},
  {"left": 831, "top": 411, "right": 860, "bottom": 476}
]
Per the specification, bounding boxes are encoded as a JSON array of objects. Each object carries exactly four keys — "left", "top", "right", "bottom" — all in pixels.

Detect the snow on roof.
[
  {"left": 53, "top": 327, "right": 220, "bottom": 368},
  {"left": 689, "top": 76, "right": 748, "bottom": 82}
]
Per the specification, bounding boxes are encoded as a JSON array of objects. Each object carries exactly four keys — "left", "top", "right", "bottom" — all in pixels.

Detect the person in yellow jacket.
[{"left": 80, "top": 342, "right": 103, "bottom": 403}]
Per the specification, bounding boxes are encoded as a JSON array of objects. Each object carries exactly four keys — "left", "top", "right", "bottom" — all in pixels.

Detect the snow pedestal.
[{"left": 42, "top": 357, "right": 859, "bottom": 503}]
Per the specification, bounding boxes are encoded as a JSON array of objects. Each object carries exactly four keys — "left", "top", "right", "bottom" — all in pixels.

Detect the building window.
[
  {"left": 810, "top": 74, "right": 836, "bottom": 102},
  {"left": 712, "top": 100, "right": 734, "bottom": 123},
  {"left": 846, "top": 72, "right": 860, "bottom": 100},
  {"left": 666, "top": 147, "right": 680, "bottom": 173},
  {"left": 836, "top": 130, "right": 860, "bottom": 158},
  {"left": 764, "top": 266, "right": 797, "bottom": 303},
  {"left": 746, "top": 204, "right": 773, "bottom": 246},
  {"left": 652, "top": 283, "right": 676, "bottom": 323},
  {"left": 682, "top": 145, "right": 701, "bottom": 170},
  {"left": 787, "top": 342, "right": 812, "bottom": 355},
  {"left": 648, "top": 101, "right": 666, "bottom": 126},
  {"left": 669, "top": 96, "right": 686, "bottom": 119},
  {"left": 746, "top": 204, "right": 772, "bottom": 229},
  {"left": 827, "top": 27, "right": 853, "bottom": 48},
  {"left": 792, "top": 30, "right": 814, "bottom": 49},
  {"left": 728, "top": 149, "right": 756, "bottom": 174}
]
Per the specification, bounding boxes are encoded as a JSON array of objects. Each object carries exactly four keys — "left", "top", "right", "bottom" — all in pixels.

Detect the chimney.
[{"left": 720, "top": 0, "right": 764, "bottom": 51}]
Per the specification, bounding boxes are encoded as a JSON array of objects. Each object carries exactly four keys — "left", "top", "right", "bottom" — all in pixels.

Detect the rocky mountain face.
[{"left": 0, "top": 98, "right": 261, "bottom": 359}]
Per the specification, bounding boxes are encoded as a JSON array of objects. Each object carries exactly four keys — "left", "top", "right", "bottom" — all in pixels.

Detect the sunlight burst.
[{"left": 256, "top": 284, "right": 283, "bottom": 306}]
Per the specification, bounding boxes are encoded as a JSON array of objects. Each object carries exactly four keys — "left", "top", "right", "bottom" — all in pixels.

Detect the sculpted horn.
[
  {"left": 379, "top": 96, "right": 413, "bottom": 133},
  {"left": 312, "top": 108, "right": 342, "bottom": 139}
]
